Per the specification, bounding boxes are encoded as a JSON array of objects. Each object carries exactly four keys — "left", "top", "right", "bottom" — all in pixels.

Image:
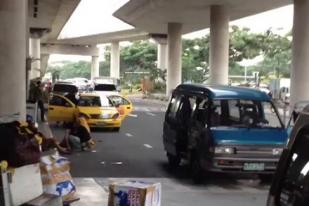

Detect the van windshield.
[{"left": 210, "top": 99, "right": 283, "bottom": 129}]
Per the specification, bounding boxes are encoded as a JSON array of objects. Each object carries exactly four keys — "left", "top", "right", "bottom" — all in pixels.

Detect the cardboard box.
[
  {"left": 108, "top": 181, "right": 161, "bottom": 206},
  {"left": 9, "top": 163, "right": 43, "bottom": 205}
]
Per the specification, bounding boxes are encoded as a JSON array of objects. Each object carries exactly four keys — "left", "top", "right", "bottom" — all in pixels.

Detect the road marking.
[
  {"left": 111, "top": 162, "right": 123, "bottom": 165},
  {"left": 100, "top": 161, "right": 105, "bottom": 165},
  {"left": 146, "top": 112, "right": 156, "bottom": 116},
  {"left": 125, "top": 133, "right": 133, "bottom": 137},
  {"left": 128, "top": 113, "right": 138, "bottom": 118},
  {"left": 91, "top": 150, "right": 97, "bottom": 153},
  {"left": 143, "top": 144, "right": 153, "bottom": 149},
  {"left": 144, "top": 107, "right": 150, "bottom": 112}
]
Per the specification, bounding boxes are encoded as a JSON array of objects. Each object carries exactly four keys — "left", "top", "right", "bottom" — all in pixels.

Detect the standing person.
[
  {"left": 33, "top": 81, "right": 45, "bottom": 122},
  {"left": 65, "top": 91, "right": 79, "bottom": 105}
]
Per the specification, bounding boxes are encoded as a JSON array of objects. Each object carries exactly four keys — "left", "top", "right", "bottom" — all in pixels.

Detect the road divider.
[
  {"left": 111, "top": 162, "right": 123, "bottom": 165},
  {"left": 146, "top": 112, "right": 156, "bottom": 116},
  {"left": 143, "top": 144, "right": 153, "bottom": 149}
]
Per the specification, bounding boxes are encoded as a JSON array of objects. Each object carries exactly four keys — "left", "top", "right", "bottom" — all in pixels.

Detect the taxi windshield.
[
  {"left": 210, "top": 99, "right": 283, "bottom": 129},
  {"left": 77, "top": 96, "right": 113, "bottom": 107}
]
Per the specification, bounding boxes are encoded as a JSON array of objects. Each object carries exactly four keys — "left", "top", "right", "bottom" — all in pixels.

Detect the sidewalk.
[{"left": 72, "top": 177, "right": 268, "bottom": 206}]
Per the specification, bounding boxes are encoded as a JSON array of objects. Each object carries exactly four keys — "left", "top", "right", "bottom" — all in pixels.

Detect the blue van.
[{"left": 163, "top": 84, "right": 288, "bottom": 182}]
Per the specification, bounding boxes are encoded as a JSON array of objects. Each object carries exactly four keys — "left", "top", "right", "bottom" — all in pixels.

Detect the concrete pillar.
[
  {"left": 91, "top": 56, "right": 100, "bottom": 80},
  {"left": 167, "top": 23, "right": 182, "bottom": 96},
  {"left": 110, "top": 41, "right": 120, "bottom": 79},
  {"left": 40, "top": 54, "right": 50, "bottom": 78},
  {"left": 290, "top": 0, "right": 309, "bottom": 107},
  {"left": 209, "top": 5, "right": 230, "bottom": 85},
  {"left": 158, "top": 43, "right": 168, "bottom": 70},
  {"left": 0, "top": 0, "right": 27, "bottom": 120},
  {"left": 29, "top": 37, "right": 41, "bottom": 79}
]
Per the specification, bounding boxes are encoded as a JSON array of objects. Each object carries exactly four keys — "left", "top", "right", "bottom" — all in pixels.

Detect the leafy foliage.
[{"left": 47, "top": 28, "right": 292, "bottom": 86}]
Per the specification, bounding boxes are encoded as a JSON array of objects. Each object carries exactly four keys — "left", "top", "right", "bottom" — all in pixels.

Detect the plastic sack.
[
  {"left": 40, "top": 154, "right": 78, "bottom": 203},
  {"left": 0, "top": 121, "right": 41, "bottom": 167}
]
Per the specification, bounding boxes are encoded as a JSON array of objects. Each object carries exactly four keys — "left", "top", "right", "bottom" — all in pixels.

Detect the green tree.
[
  {"left": 257, "top": 30, "right": 292, "bottom": 78},
  {"left": 47, "top": 61, "right": 91, "bottom": 79},
  {"left": 182, "top": 36, "right": 210, "bottom": 83}
]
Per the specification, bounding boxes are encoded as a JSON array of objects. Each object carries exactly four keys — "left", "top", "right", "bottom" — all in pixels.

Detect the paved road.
[
  {"left": 51, "top": 97, "right": 168, "bottom": 177},
  {"left": 49, "top": 97, "right": 270, "bottom": 206}
]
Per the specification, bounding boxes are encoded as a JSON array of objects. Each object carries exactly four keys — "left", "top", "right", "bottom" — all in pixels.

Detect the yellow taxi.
[
  {"left": 108, "top": 95, "right": 133, "bottom": 120},
  {"left": 47, "top": 93, "right": 131, "bottom": 131}
]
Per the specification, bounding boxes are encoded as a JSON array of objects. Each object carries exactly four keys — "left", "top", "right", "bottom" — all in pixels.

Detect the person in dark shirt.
[
  {"left": 33, "top": 81, "right": 45, "bottom": 122},
  {"left": 65, "top": 92, "right": 79, "bottom": 105}
]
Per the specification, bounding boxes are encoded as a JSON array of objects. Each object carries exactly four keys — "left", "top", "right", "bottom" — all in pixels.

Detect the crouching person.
[{"left": 61, "top": 116, "right": 95, "bottom": 152}]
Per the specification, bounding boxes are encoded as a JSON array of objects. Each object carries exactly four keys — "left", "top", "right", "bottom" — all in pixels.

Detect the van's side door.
[{"left": 163, "top": 95, "right": 183, "bottom": 156}]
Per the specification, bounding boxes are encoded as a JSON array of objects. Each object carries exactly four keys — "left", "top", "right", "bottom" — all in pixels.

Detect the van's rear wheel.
[
  {"left": 113, "top": 127, "right": 120, "bottom": 132},
  {"left": 259, "top": 174, "right": 274, "bottom": 183},
  {"left": 167, "top": 153, "right": 180, "bottom": 168},
  {"left": 190, "top": 152, "right": 204, "bottom": 184}
]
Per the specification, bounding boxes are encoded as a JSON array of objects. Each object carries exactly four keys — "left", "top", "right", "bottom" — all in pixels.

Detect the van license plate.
[{"left": 243, "top": 163, "right": 265, "bottom": 171}]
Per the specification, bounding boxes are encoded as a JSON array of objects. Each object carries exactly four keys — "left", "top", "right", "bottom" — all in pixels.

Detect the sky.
[{"left": 49, "top": 1, "right": 293, "bottom": 63}]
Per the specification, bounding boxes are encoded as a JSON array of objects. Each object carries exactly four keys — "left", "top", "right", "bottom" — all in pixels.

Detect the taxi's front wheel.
[
  {"left": 190, "top": 151, "right": 205, "bottom": 184},
  {"left": 113, "top": 127, "right": 120, "bottom": 132}
]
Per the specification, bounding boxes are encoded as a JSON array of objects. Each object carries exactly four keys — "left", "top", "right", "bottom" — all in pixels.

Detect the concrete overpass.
[
  {"left": 41, "top": 29, "right": 169, "bottom": 81},
  {"left": 1, "top": 0, "right": 309, "bottom": 121},
  {"left": 28, "top": 0, "right": 80, "bottom": 79},
  {"left": 41, "top": 28, "right": 150, "bottom": 80}
]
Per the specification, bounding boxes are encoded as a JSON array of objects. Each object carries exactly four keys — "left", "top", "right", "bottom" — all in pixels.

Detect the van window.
[
  {"left": 279, "top": 133, "right": 309, "bottom": 206},
  {"left": 229, "top": 100, "right": 240, "bottom": 122},
  {"left": 167, "top": 96, "right": 181, "bottom": 120},
  {"left": 192, "top": 97, "right": 209, "bottom": 125},
  {"left": 210, "top": 99, "right": 282, "bottom": 128},
  {"left": 262, "top": 102, "right": 282, "bottom": 128},
  {"left": 211, "top": 100, "right": 223, "bottom": 126}
]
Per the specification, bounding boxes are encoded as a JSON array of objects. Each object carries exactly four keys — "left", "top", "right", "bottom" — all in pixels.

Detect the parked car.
[
  {"left": 93, "top": 83, "right": 119, "bottom": 95},
  {"left": 163, "top": 84, "right": 289, "bottom": 182},
  {"left": 267, "top": 103, "right": 309, "bottom": 206},
  {"left": 66, "top": 78, "right": 91, "bottom": 91},
  {"left": 93, "top": 76, "right": 121, "bottom": 91},
  {"left": 52, "top": 81, "right": 78, "bottom": 96},
  {"left": 47, "top": 93, "right": 127, "bottom": 131}
]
